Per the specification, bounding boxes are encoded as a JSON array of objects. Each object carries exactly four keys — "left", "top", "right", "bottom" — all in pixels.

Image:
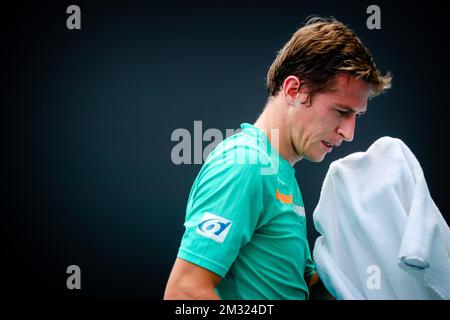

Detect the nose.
[{"left": 337, "top": 115, "right": 356, "bottom": 142}]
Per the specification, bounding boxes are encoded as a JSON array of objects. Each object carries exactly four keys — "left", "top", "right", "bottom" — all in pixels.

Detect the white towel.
[{"left": 313, "top": 136, "right": 450, "bottom": 300}]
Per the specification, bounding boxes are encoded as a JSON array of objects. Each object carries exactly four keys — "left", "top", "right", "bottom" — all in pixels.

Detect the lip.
[{"left": 322, "top": 141, "right": 333, "bottom": 153}]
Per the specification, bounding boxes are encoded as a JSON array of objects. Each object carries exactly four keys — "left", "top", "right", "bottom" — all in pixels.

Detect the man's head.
[{"left": 265, "top": 17, "right": 391, "bottom": 163}]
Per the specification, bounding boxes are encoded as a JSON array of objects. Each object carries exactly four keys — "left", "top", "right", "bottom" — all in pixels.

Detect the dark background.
[{"left": 3, "top": 0, "right": 449, "bottom": 299}]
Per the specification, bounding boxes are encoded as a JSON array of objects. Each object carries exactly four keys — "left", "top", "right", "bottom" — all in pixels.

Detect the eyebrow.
[{"left": 335, "top": 104, "right": 367, "bottom": 115}]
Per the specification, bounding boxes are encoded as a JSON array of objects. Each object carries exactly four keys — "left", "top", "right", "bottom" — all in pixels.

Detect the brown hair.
[{"left": 266, "top": 17, "right": 392, "bottom": 101}]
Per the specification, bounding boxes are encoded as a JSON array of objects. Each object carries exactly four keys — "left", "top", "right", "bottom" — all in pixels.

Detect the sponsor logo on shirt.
[
  {"left": 293, "top": 204, "right": 305, "bottom": 217},
  {"left": 275, "top": 188, "right": 305, "bottom": 217},
  {"left": 275, "top": 189, "right": 293, "bottom": 204},
  {"left": 196, "top": 212, "right": 232, "bottom": 244}
]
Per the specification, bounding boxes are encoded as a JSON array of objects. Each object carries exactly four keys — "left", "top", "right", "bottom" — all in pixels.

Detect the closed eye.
[
  {"left": 336, "top": 109, "right": 365, "bottom": 118},
  {"left": 336, "top": 109, "right": 349, "bottom": 116}
]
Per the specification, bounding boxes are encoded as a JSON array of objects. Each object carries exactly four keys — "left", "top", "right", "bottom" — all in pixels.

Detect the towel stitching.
[{"left": 402, "top": 261, "right": 426, "bottom": 270}]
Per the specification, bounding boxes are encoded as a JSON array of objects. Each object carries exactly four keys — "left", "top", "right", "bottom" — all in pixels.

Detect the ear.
[{"left": 282, "top": 76, "right": 308, "bottom": 107}]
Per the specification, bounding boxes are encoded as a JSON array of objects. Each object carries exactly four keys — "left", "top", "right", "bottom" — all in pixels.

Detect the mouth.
[{"left": 321, "top": 141, "right": 333, "bottom": 153}]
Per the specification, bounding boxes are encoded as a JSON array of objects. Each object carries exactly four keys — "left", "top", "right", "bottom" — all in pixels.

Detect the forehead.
[{"left": 325, "top": 74, "right": 370, "bottom": 111}]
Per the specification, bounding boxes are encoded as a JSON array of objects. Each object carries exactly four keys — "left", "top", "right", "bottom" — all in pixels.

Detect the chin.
[
  {"left": 294, "top": 144, "right": 326, "bottom": 163},
  {"left": 305, "top": 153, "right": 326, "bottom": 163}
]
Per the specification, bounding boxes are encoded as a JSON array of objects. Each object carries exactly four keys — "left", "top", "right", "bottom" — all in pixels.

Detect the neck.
[{"left": 254, "top": 98, "right": 301, "bottom": 166}]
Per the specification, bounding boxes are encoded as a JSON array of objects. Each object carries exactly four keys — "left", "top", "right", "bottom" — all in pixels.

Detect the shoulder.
[{"left": 204, "top": 130, "right": 273, "bottom": 174}]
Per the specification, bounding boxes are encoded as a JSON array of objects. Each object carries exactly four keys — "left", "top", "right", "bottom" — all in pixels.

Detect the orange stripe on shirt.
[{"left": 275, "top": 189, "right": 293, "bottom": 204}]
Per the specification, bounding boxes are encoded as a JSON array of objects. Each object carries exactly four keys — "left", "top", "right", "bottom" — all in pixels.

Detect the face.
[{"left": 289, "top": 74, "right": 370, "bottom": 162}]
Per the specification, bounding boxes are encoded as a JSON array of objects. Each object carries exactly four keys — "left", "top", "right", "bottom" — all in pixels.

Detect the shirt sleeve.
[{"left": 177, "top": 147, "right": 264, "bottom": 278}]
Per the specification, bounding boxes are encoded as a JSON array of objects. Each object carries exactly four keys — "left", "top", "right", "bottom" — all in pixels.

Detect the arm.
[
  {"left": 164, "top": 258, "right": 222, "bottom": 300},
  {"left": 308, "top": 272, "right": 336, "bottom": 300}
]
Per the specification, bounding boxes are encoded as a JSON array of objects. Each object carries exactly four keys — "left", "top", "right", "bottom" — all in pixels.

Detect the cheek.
[{"left": 316, "top": 116, "right": 338, "bottom": 135}]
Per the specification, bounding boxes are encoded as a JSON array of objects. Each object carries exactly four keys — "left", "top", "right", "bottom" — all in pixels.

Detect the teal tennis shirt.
[{"left": 177, "top": 123, "right": 316, "bottom": 299}]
